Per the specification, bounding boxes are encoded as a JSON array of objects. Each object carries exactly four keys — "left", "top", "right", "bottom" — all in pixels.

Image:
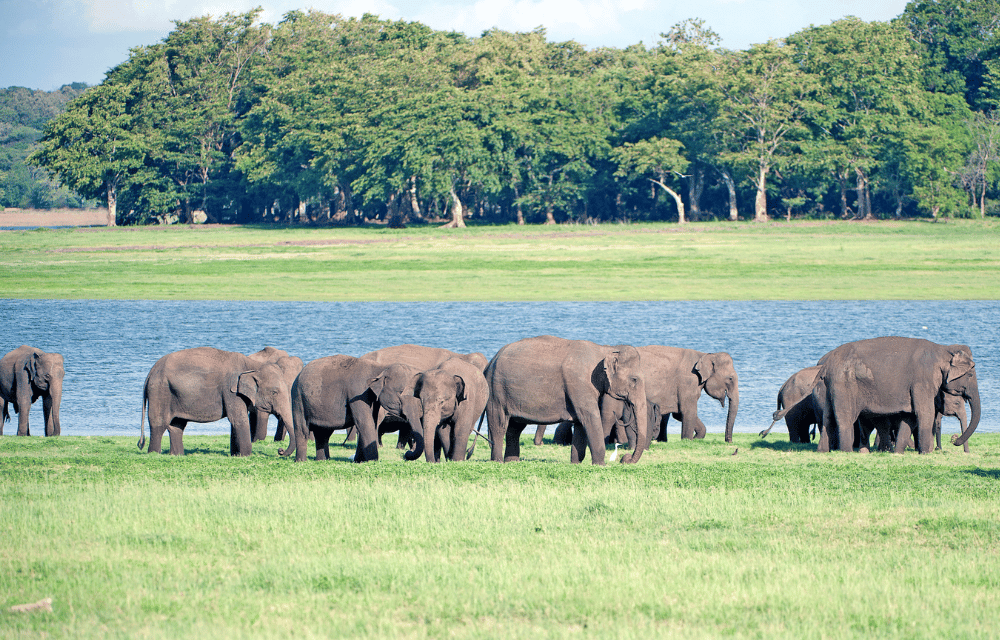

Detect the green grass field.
[
  {"left": 2, "top": 433, "right": 999, "bottom": 639},
  {"left": 2, "top": 219, "right": 999, "bottom": 637},
  {"left": 2, "top": 219, "right": 998, "bottom": 300}
]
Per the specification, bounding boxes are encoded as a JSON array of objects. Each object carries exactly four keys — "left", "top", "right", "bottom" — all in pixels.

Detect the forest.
[
  {"left": 0, "top": 83, "right": 90, "bottom": 210},
  {"left": 17, "top": 0, "right": 1000, "bottom": 226}
]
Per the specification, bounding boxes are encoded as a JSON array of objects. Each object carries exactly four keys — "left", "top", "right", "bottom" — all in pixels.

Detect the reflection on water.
[{"left": 1, "top": 300, "right": 996, "bottom": 438}]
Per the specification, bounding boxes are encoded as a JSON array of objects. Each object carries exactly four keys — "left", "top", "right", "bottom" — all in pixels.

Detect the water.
[{"left": 1, "top": 300, "right": 996, "bottom": 440}]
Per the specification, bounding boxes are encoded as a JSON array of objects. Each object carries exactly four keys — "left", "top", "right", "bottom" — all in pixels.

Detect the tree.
[
  {"left": 716, "top": 40, "right": 815, "bottom": 221},
  {"left": 961, "top": 110, "right": 1000, "bottom": 216},
  {"left": 29, "top": 83, "right": 149, "bottom": 225},
  {"left": 612, "top": 137, "right": 688, "bottom": 222}
]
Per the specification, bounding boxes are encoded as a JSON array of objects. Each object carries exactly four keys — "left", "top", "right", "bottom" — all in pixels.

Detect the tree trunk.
[
  {"left": 514, "top": 185, "right": 525, "bottom": 225},
  {"left": 408, "top": 176, "right": 424, "bottom": 222},
  {"left": 440, "top": 185, "right": 466, "bottom": 228},
  {"left": 980, "top": 181, "right": 987, "bottom": 219},
  {"left": 687, "top": 166, "right": 704, "bottom": 221},
  {"left": 855, "top": 168, "right": 872, "bottom": 220},
  {"left": 719, "top": 168, "right": 738, "bottom": 221},
  {"left": 387, "top": 192, "right": 406, "bottom": 228},
  {"left": 106, "top": 183, "right": 117, "bottom": 227},
  {"left": 543, "top": 174, "right": 557, "bottom": 224},
  {"left": 652, "top": 178, "right": 685, "bottom": 224},
  {"left": 754, "top": 164, "right": 768, "bottom": 222},
  {"left": 838, "top": 171, "right": 850, "bottom": 218},
  {"left": 298, "top": 199, "right": 308, "bottom": 224}
]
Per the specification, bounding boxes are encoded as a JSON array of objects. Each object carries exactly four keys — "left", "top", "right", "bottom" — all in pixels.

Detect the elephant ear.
[
  {"left": 453, "top": 375, "right": 467, "bottom": 402},
  {"left": 603, "top": 350, "right": 623, "bottom": 381},
  {"left": 401, "top": 395, "right": 423, "bottom": 421},
  {"left": 368, "top": 373, "right": 388, "bottom": 397},
  {"left": 23, "top": 352, "right": 39, "bottom": 384},
  {"left": 694, "top": 353, "right": 715, "bottom": 384},
  {"left": 947, "top": 348, "right": 975, "bottom": 382},
  {"left": 233, "top": 371, "right": 259, "bottom": 405}
]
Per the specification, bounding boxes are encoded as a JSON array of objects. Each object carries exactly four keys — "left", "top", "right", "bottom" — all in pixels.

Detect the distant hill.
[{"left": 1, "top": 83, "right": 92, "bottom": 209}]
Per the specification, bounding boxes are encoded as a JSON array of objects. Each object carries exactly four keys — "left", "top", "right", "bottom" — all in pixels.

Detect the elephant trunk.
[
  {"left": 951, "top": 376, "right": 981, "bottom": 448},
  {"left": 43, "top": 378, "right": 62, "bottom": 437},
  {"left": 724, "top": 385, "right": 740, "bottom": 444},
  {"left": 401, "top": 396, "right": 428, "bottom": 461},
  {"left": 618, "top": 379, "right": 648, "bottom": 464}
]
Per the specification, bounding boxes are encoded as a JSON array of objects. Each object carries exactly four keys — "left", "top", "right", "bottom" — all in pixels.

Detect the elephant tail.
[
  {"left": 466, "top": 408, "right": 490, "bottom": 460},
  {"left": 137, "top": 375, "right": 149, "bottom": 451},
  {"left": 759, "top": 406, "right": 791, "bottom": 438}
]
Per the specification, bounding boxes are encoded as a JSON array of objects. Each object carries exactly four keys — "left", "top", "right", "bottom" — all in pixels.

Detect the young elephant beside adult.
[
  {"left": 484, "top": 335, "right": 649, "bottom": 465},
  {"left": 602, "top": 346, "right": 739, "bottom": 447},
  {"left": 811, "top": 337, "right": 981, "bottom": 454},
  {"left": 0, "top": 345, "right": 64, "bottom": 436},
  {"left": 348, "top": 344, "right": 489, "bottom": 448},
  {"left": 542, "top": 400, "right": 661, "bottom": 452},
  {"left": 138, "top": 347, "right": 294, "bottom": 456},
  {"left": 285, "top": 355, "right": 419, "bottom": 462},
  {"left": 373, "top": 357, "right": 489, "bottom": 462},
  {"left": 246, "top": 347, "right": 303, "bottom": 442}
]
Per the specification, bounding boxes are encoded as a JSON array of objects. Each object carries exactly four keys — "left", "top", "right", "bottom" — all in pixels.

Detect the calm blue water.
[{"left": 0, "top": 300, "right": 996, "bottom": 439}]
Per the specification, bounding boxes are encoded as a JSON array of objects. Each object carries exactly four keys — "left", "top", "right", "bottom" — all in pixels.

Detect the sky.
[{"left": 3, "top": 0, "right": 911, "bottom": 91}]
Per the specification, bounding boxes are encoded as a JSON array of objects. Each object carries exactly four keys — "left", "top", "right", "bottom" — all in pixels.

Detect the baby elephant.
[
  {"left": 0, "top": 345, "right": 64, "bottom": 436},
  {"left": 138, "top": 347, "right": 294, "bottom": 456}
]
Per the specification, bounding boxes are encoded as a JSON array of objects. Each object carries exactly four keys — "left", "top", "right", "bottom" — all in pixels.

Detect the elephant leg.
[
  {"left": 16, "top": 392, "right": 31, "bottom": 436},
  {"left": 894, "top": 417, "right": 914, "bottom": 454},
  {"left": 250, "top": 409, "right": 268, "bottom": 442},
  {"left": 167, "top": 421, "right": 186, "bottom": 455},
  {"left": 933, "top": 413, "right": 943, "bottom": 451},
  {"left": 486, "top": 402, "right": 509, "bottom": 463},
  {"left": 313, "top": 427, "right": 333, "bottom": 461},
  {"left": 228, "top": 415, "right": 253, "bottom": 458},
  {"left": 350, "top": 399, "right": 380, "bottom": 463},
  {"left": 533, "top": 424, "right": 546, "bottom": 446},
  {"left": 504, "top": 421, "right": 527, "bottom": 463},
  {"left": 570, "top": 423, "right": 586, "bottom": 463},
  {"left": 576, "top": 408, "right": 606, "bottom": 466},
  {"left": 657, "top": 415, "right": 670, "bottom": 442}
]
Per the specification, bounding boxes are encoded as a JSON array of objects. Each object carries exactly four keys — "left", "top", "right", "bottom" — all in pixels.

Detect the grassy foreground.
[
  {"left": 1, "top": 219, "right": 999, "bottom": 300},
  {"left": 2, "top": 433, "right": 999, "bottom": 639}
]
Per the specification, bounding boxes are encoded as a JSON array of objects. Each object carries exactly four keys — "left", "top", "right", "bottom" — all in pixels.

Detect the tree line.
[
  {"left": 25, "top": 1, "right": 1000, "bottom": 226},
  {"left": 0, "top": 83, "right": 91, "bottom": 209}
]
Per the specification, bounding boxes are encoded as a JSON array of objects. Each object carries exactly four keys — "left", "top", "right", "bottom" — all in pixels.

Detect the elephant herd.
[{"left": 0, "top": 335, "right": 981, "bottom": 462}]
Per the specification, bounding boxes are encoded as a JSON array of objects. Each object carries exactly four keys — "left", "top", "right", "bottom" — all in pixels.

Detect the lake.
[{"left": 1, "top": 300, "right": 996, "bottom": 441}]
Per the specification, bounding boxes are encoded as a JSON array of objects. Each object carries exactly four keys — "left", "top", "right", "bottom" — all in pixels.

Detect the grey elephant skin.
[
  {"left": 539, "top": 400, "right": 661, "bottom": 452},
  {"left": 0, "top": 345, "right": 64, "bottom": 437},
  {"left": 760, "top": 366, "right": 821, "bottom": 442},
  {"left": 484, "top": 335, "right": 649, "bottom": 465},
  {"left": 355, "top": 344, "right": 488, "bottom": 446},
  {"left": 286, "top": 354, "right": 415, "bottom": 462},
  {"left": 138, "top": 347, "right": 294, "bottom": 456},
  {"left": 246, "top": 347, "right": 303, "bottom": 442},
  {"left": 396, "top": 357, "right": 489, "bottom": 462},
  {"left": 603, "top": 345, "right": 739, "bottom": 446},
  {"left": 811, "top": 337, "right": 981, "bottom": 453}
]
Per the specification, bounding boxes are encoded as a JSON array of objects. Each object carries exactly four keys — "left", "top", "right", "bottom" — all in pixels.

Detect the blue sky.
[{"left": 3, "top": 0, "right": 909, "bottom": 90}]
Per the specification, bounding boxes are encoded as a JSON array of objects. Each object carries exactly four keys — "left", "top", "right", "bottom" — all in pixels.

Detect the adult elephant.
[
  {"left": 759, "top": 366, "right": 821, "bottom": 443},
  {"left": 484, "top": 336, "right": 649, "bottom": 465},
  {"left": 284, "top": 355, "right": 417, "bottom": 462},
  {"left": 0, "top": 346, "right": 64, "bottom": 437},
  {"left": 811, "top": 337, "right": 980, "bottom": 454},
  {"left": 604, "top": 346, "right": 739, "bottom": 446},
  {"left": 138, "top": 347, "right": 294, "bottom": 456},
  {"left": 245, "top": 348, "right": 304, "bottom": 442},
  {"left": 377, "top": 357, "right": 489, "bottom": 462}
]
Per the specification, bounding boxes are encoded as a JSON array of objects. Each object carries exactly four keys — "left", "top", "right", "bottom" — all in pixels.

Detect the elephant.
[
  {"left": 483, "top": 335, "right": 649, "bottom": 465},
  {"left": 245, "top": 348, "right": 304, "bottom": 442},
  {"left": 138, "top": 347, "right": 294, "bottom": 456},
  {"left": 0, "top": 345, "right": 64, "bottom": 437},
  {"left": 345, "top": 344, "right": 489, "bottom": 447},
  {"left": 602, "top": 346, "right": 739, "bottom": 447},
  {"left": 373, "top": 357, "right": 489, "bottom": 462},
  {"left": 759, "top": 366, "right": 821, "bottom": 442},
  {"left": 810, "top": 337, "right": 980, "bottom": 454},
  {"left": 284, "top": 354, "right": 419, "bottom": 462}
]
